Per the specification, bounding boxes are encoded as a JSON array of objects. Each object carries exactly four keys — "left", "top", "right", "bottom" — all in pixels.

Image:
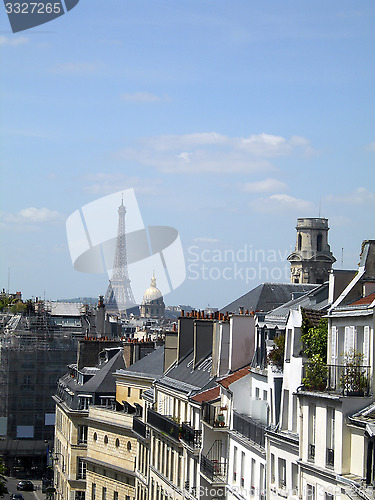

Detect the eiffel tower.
[{"left": 104, "top": 196, "right": 136, "bottom": 315}]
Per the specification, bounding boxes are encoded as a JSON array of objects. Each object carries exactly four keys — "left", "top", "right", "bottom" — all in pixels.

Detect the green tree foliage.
[
  {"left": 0, "top": 457, "right": 8, "bottom": 497},
  {"left": 301, "top": 316, "right": 328, "bottom": 363},
  {"left": 267, "top": 333, "right": 285, "bottom": 370}
]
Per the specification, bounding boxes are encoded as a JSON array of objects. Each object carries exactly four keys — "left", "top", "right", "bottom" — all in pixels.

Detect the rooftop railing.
[
  {"left": 147, "top": 408, "right": 180, "bottom": 441},
  {"left": 180, "top": 422, "right": 201, "bottom": 448},
  {"left": 232, "top": 411, "right": 266, "bottom": 448}
]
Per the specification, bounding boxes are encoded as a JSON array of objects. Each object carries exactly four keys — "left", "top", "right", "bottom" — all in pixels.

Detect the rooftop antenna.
[
  {"left": 341, "top": 247, "right": 344, "bottom": 269},
  {"left": 318, "top": 197, "right": 322, "bottom": 218},
  {"left": 7, "top": 267, "right": 10, "bottom": 294}
]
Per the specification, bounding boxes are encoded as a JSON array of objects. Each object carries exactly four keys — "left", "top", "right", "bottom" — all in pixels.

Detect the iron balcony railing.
[
  {"left": 232, "top": 411, "right": 266, "bottom": 448},
  {"left": 180, "top": 422, "right": 202, "bottom": 448},
  {"left": 133, "top": 417, "right": 149, "bottom": 440},
  {"left": 147, "top": 408, "right": 180, "bottom": 441},
  {"left": 200, "top": 454, "right": 227, "bottom": 482},
  {"left": 302, "top": 363, "right": 371, "bottom": 396}
]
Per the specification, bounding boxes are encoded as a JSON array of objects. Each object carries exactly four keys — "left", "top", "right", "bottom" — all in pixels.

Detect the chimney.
[
  {"left": 193, "top": 319, "right": 214, "bottom": 368},
  {"left": 177, "top": 316, "right": 195, "bottom": 363},
  {"left": 228, "top": 315, "right": 256, "bottom": 372}
]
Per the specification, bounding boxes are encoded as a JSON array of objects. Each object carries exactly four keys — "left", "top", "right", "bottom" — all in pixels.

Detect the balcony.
[
  {"left": 326, "top": 447, "right": 334, "bottom": 467},
  {"left": 133, "top": 417, "right": 149, "bottom": 440},
  {"left": 302, "top": 363, "right": 371, "bottom": 396},
  {"left": 202, "top": 402, "right": 227, "bottom": 428},
  {"left": 180, "top": 422, "right": 202, "bottom": 449},
  {"left": 232, "top": 411, "right": 266, "bottom": 448},
  {"left": 200, "top": 455, "right": 227, "bottom": 483},
  {"left": 146, "top": 408, "right": 180, "bottom": 441}
]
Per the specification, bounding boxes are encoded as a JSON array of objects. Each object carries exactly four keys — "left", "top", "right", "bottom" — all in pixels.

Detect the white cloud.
[
  {"left": 82, "top": 173, "right": 163, "bottom": 196},
  {"left": 326, "top": 187, "right": 375, "bottom": 205},
  {"left": 242, "top": 178, "right": 288, "bottom": 193},
  {"left": 2, "top": 207, "right": 62, "bottom": 225},
  {"left": 250, "top": 194, "right": 315, "bottom": 213},
  {"left": 115, "top": 132, "right": 313, "bottom": 174},
  {"left": 50, "top": 62, "right": 103, "bottom": 74},
  {"left": 193, "top": 237, "right": 220, "bottom": 243},
  {"left": 0, "top": 36, "right": 29, "bottom": 46},
  {"left": 120, "top": 92, "right": 167, "bottom": 102},
  {"left": 365, "top": 142, "right": 375, "bottom": 152}
]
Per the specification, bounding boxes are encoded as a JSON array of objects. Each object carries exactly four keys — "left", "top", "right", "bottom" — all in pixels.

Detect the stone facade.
[{"left": 288, "top": 218, "right": 336, "bottom": 284}]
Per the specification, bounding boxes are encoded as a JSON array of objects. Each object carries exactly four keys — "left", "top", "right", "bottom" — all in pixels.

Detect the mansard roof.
[
  {"left": 221, "top": 282, "right": 317, "bottom": 314},
  {"left": 115, "top": 345, "right": 165, "bottom": 380}
]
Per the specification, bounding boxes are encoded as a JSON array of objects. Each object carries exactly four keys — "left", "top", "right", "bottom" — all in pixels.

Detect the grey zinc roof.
[
  {"left": 82, "top": 348, "right": 125, "bottom": 393},
  {"left": 115, "top": 345, "right": 165, "bottom": 380},
  {"left": 264, "top": 283, "right": 329, "bottom": 327},
  {"left": 156, "top": 351, "right": 216, "bottom": 395},
  {"left": 221, "top": 283, "right": 318, "bottom": 314}
]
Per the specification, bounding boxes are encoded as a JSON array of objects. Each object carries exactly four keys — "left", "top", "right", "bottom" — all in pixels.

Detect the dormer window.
[{"left": 78, "top": 395, "right": 92, "bottom": 410}]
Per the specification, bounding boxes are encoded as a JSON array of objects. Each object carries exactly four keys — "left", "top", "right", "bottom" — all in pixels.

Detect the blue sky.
[{"left": 1, "top": 1, "right": 375, "bottom": 309}]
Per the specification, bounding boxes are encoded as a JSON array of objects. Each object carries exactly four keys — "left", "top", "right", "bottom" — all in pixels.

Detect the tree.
[
  {"left": 267, "top": 333, "right": 285, "bottom": 370},
  {"left": 301, "top": 316, "right": 328, "bottom": 362},
  {"left": 0, "top": 457, "right": 8, "bottom": 497}
]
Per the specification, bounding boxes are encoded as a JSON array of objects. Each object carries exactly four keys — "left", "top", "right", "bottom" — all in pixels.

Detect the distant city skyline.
[{"left": 1, "top": 1, "right": 375, "bottom": 308}]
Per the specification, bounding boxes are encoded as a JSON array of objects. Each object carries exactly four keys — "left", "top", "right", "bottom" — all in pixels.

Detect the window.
[
  {"left": 91, "top": 484, "right": 96, "bottom": 500},
  {"left": 326, "top": 407, "right": 335, "bottom": 467},
  {"left": 115, "top": 438, "right": 120, "bottom": 448},
  {"left": 75, "top": 492, "right": 85, "bottom": 500},
  {"left": 104, "top": 435, "right": 108, "bottom": 444},
  {"left": 139, "top": 389, "right": 143, "bottom": 398},
  {"left": 233, "top": 446, "right": 237, "bottom": 482},
  {"left": 77, "top": 458, "right": 86, "bottom": 480},
  {"left": 93, "top": 432, "right": 97, "bottom": 441},
  {"left": 127, "top": 441, "right": 131, "bottom": 451},
  {"left": 240, "top": 451, "right": 245, "bottom": 487},
  {"left": 307, "top": 484, "right": 315, "bottom": 500},
  {"left": 271, "top": 453, "right": 275, "bottom": 483},
  {"left": 102, "top": 487, "right": 107, "bottom": 500},
  {"left": 308, "top": 404, "right": 316, "bottom": 461},
  {"left": 298, "top": 233, "right": 302, "bottom": 251},
  {"left": 78, "top": 425, "right": 88, "bottom": 444},
  {"left": 255, "top": 387, "right": 260, "bottom": 400},
  {"left": 78, "top": 396, "right": 91, "bottom": 410},
  {"left": 278, "top": 458, "right": 286, "bottom": 488},
  {"left": 113, "top": 493, "right": 118, "bottom": 500},
  {"left": 292, "top": 463, "right": 298, "bottom": 494},
  {"left": 128, "top": 387, "right": 131, "bottom": 397},
  {"left": 317, "top": 233, "right": 323, "bottom": 252}
]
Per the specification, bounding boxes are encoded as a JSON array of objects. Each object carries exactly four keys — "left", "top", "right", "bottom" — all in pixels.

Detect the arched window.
[
  {"left": 317, "top": 234, "right": 323, "bottom": 252},
  {"left": 298, "top": 233, "right": 302, "bottom": 251}
]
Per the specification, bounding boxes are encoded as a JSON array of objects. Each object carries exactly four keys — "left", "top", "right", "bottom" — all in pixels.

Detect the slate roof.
[
  {"left": 156, "top": 351, "right": 216, "bottom": 395},
  {"left": 115, "top": 345, "right": 165, "bottom": 380},
  {"left": 221, "top": 283, "right": 318, "bottom": 314},
  {"left": 263, "top": 283, "right": 328, "bottom": 327},
  {"left": 83, "top": 349, "right": 125, "bottom": 393}
]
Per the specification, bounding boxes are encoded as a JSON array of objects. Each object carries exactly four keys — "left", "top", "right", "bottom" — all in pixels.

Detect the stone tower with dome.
[{"left": 140, "top": 273, "right": 165, "bottom": 318}]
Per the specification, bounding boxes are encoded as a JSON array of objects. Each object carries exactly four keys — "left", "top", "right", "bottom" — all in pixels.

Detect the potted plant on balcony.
[
  {"left": 302, "top": 354, "right": 327, "bottom": 391},
  {"left": 340, "top": 349, "right": 368, "bottom": 396}
]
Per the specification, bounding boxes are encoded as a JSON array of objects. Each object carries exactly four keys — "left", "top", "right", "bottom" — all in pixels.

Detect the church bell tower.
[{"left": 287, "top": 218, "right": 336, "bottom": 284}]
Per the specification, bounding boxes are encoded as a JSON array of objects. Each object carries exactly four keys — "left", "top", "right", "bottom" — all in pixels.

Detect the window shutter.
[{"left": 363, "top": 326, "right": 370, "bottom": 366}]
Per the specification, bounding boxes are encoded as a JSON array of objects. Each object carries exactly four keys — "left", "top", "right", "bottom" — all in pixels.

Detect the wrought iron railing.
[
  {"left": 232, "top": 411, "right": 266, "bottom": 448},
  {"left": 200, "top": 454, "right": 227, "bottom": 482},
  {"left": 147, "top": 408, "right": 180, "bottom": 441},
  {"left": 180, "top": 422, "right": 202, "bottom": 448},
  {"left": 133, "top": 417, "right": 149, "bottom": 439},
  {"left": 302, "top": 363, "right": 371, "bottom": 396}
]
